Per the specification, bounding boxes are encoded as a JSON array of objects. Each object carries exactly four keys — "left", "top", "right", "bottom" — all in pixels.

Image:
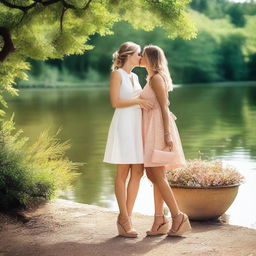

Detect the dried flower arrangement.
[{"left": 167, "top": 159, "right": 245, "bottom": 188}]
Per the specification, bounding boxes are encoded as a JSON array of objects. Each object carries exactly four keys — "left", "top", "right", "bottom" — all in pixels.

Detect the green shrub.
[{"left": 0, "top": 115, "right": 81, "bottom": 211}]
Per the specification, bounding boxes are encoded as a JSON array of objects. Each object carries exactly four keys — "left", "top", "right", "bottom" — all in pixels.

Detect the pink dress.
[{"left": 140, "top": 79, "right": 186, "bottom": 169}]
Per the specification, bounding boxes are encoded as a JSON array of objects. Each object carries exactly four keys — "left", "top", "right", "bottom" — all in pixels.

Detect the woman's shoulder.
[
  {"left": 112, "top": 68, "right": 122, "bottom": 74},
  {"left": 151, "top": 73, "right": 163, "bottom": 81},
  {"left": 111, "top": 69, "right": 122, "bottom": 77},
  {"left": 150, "top": 73, "right": 165, "bottom": 87},
  {"left": 110, "top": 69, "right": 122, "bottom": 82}
]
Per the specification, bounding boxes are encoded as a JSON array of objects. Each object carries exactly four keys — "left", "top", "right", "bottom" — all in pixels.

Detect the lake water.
[{"left": 5, "top": 83, "right": 256, "bottom": 229}]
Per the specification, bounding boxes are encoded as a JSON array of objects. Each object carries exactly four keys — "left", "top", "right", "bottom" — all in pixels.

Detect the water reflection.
[
  {"left": 5, "top": 82, "right": 256, "bottom": 229},
  {"left": 221, "top": 150, "right": 256, "bottom": 229}
]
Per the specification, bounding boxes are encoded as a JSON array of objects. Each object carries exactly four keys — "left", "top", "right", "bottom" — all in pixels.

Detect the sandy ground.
[{"left": 0, "top": 199, "right": 256, "bottom": 256}]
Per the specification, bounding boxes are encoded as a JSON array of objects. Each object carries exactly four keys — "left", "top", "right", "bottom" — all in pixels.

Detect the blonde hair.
[
  {"left": 143, "top": 45, "right": 173, "bottom": 91},
  {"left": 111, "top": 42, "right": 141, "bottom": 71}
]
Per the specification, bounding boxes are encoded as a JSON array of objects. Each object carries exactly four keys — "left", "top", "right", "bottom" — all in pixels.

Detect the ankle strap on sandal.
[{"left": 171, "top": 212, "right": 183, "bottom": 219}]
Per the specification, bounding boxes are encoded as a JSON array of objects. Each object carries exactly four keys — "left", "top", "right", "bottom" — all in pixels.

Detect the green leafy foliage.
[
  {"left": 0, "top": 0, "right": 196, "bottom": 99},
  {"left": 227, "top": 4, "right": 246, "bottom": 28},
  {"left": 15, "top": 1, "right": 256, "bottom": 86},
  {"left": 219, "top": 33, "right": 247, "bottom": 80},
  {"left": 0, "top": 115, "right": 81, "bottom": 210}
]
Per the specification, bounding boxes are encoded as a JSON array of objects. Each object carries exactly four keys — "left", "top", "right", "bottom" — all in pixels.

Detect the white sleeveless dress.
[{"left": 103, "top": 68, "right": 144, "bottom": 164}]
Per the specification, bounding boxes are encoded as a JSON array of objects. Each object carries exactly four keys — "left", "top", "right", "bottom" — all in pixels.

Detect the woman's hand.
[
  {"left": 165, "top": 133, "right": 173, "bottom": 151},
  {"left": 137, "top": 98, "right": 153, "bottom": 110}
]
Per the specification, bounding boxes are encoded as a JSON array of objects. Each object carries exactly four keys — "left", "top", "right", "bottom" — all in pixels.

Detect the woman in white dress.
[{"left": 103, "top": 42, "right": 153, "bottom": 238}]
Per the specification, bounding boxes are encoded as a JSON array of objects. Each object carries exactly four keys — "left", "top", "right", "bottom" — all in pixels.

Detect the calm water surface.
[{"left": 5, "top": 83, "right": 256, "bottom": 229}]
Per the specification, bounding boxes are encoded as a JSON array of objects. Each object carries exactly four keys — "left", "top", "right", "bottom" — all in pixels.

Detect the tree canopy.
[{"left": 0, "top": 0, "right": 196, "bottom": 107}]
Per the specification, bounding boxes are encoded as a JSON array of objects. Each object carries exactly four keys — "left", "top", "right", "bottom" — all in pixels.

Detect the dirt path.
[{"left": 0, "top": 199, "right": 256, "bottom": 256}]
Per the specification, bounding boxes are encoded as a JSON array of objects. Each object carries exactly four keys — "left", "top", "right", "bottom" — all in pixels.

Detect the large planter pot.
[{"left": 170, "top": 184, "right": 240, "bottom": 220}]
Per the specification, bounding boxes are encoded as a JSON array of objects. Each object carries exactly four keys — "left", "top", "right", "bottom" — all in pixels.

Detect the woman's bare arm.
[
  {"left": 150, "top": 74, "right": 173, "bottom": 148},
  {"left": 110, "top": 71, "right": 152, "bottom": 109}
]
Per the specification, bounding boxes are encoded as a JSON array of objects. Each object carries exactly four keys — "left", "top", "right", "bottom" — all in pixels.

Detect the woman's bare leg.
[
  {"left": 126, "top": 164, "right": 144, "bottom": 216},
  {"left": 115, "top": 164, "right": 138, "bottom": 234},
  {"left": 146, "top": 167, "right": 167, "bottom": 231},
  {"left": 148, "top": 166, "right": 184, "bottom": 231},
  {"left": 146, "top": 168, "right": 164, "bottom": 215},
  {"left": 115, "top": 164, "right": 130, "bottom": 217}
]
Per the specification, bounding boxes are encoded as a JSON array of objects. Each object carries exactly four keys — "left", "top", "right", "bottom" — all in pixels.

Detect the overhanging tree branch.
[
  {"left": 59, "top": 0, "right": 93, "bottom": 31},
  {"left": 82, "top": 0, "right": 93, "bottom": 10},
  {"left": 0, "top": 0, "right": 93, "bottom": 11},
  {"left": 0, "top": 27, "right": 16, "bottom": 62},
  {"left": 0, "top": 0, "right": 59, "bottom": 11},
  {"left": 0, "top": 0, "right": 94, "bottom": 61},
  {"left": 0, "top": 0, "right": 37, "bottom": 11},
  {"left": 60, "top": 6, "right": 67, "bottom": 32}
]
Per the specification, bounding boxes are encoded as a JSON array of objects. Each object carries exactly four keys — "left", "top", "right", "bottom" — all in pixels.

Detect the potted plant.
[{"left": 166, "top": 159, "right": 245, "bottom": 220}]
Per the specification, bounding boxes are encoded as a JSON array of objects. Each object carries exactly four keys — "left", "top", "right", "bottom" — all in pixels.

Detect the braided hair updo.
[{"left": 111, "top": 42, "right": 141, "bottom": 71}]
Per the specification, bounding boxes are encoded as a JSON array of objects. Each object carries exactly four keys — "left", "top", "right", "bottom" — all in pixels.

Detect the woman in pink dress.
[{"left": 140, "top": 45, "right": 192, "bottom": 237}]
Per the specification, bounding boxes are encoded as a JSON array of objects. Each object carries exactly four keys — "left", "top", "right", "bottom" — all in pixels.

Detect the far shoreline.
[{"left": 13, "top": 80, "right": 256, "bottom": 90}]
